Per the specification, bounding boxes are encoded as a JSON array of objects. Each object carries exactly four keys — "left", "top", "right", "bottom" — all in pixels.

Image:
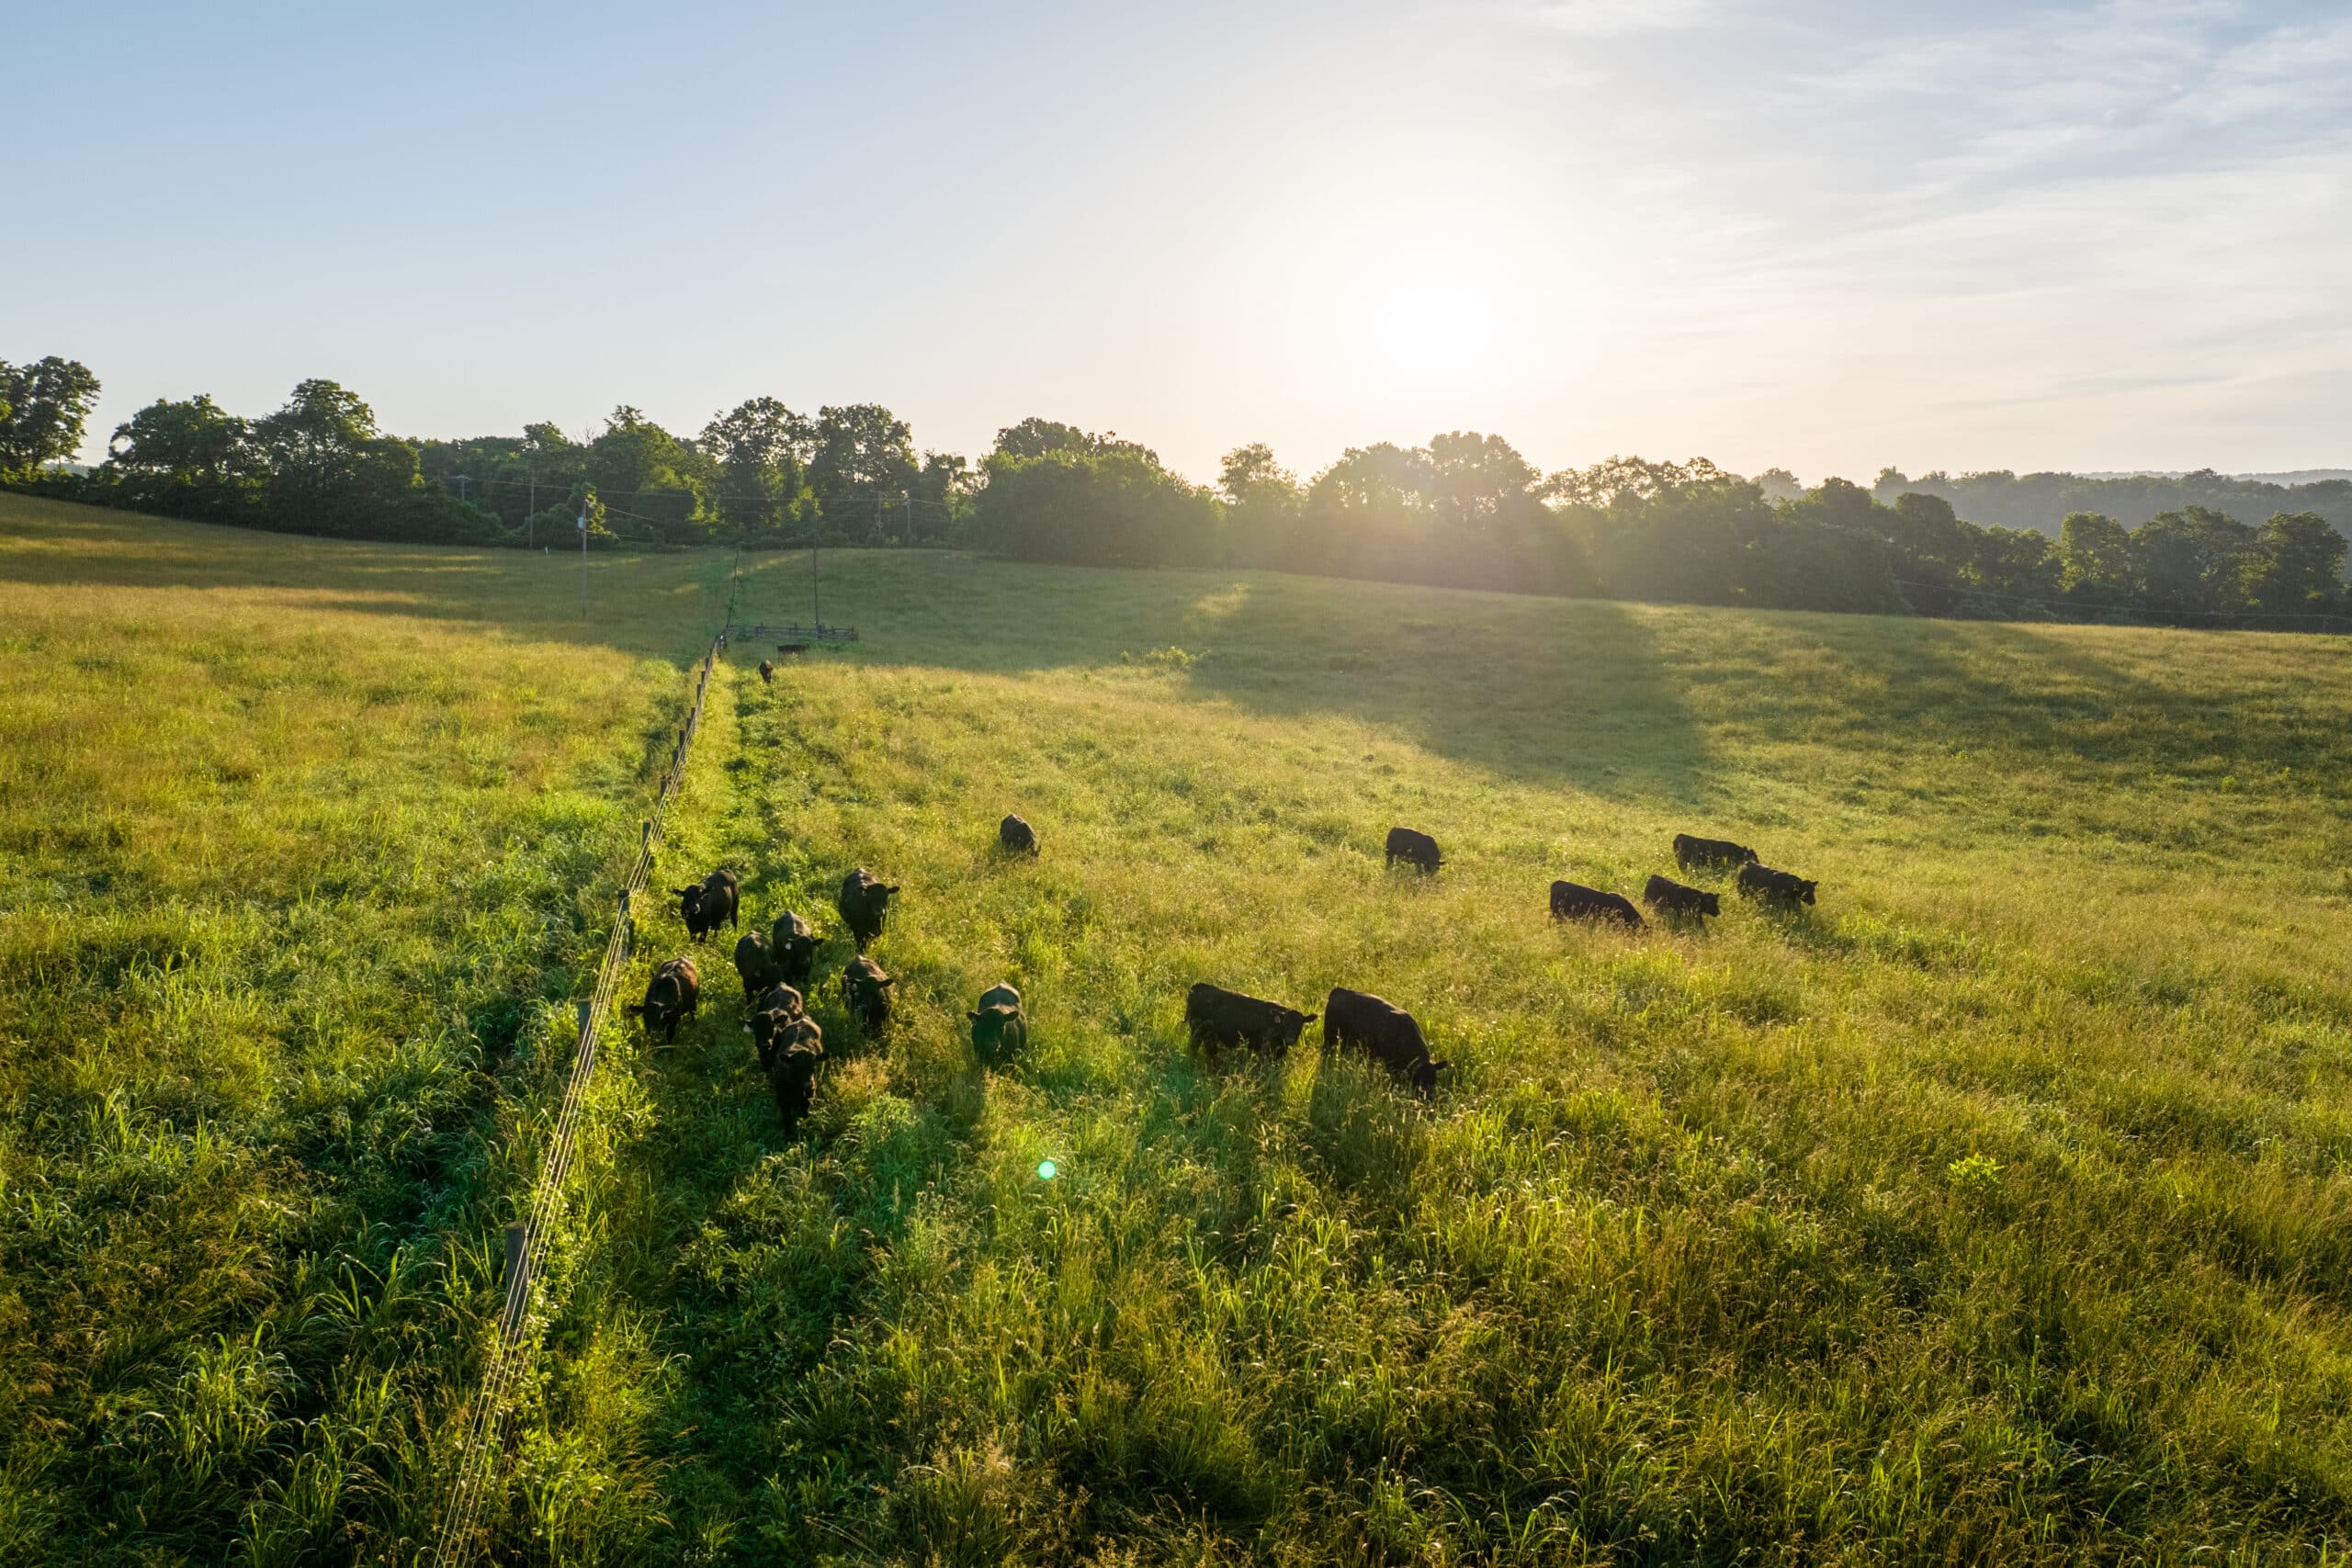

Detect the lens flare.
[{"left": 1036, "top": 1159, "right": 1058, "bottom": 1181}]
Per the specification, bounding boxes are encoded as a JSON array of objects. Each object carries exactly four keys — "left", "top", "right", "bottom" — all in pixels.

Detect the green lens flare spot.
[{"left": 1036, "top": 1159, "right": 1058, "bottom": 1181}]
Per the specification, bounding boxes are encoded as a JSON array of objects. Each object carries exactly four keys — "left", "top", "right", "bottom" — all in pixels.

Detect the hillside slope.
[
  {"left": 6, "top": 497, "right": 2352, "bottom": 1562},
  {"left": 555, "top": 545, "right": 2352, "bottom": 1562}
]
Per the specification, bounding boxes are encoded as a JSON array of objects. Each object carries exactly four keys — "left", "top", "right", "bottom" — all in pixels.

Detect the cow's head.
[
  {"left": 676, "top": 886, "right": 706, "bottom": 920},
  {"left": 1411, "top": 1058, "right": 1443, "bottom": 1098},
  {"left": 1278, "top": 1009, "right": 1317, "bottom": 1046},
  {"left": 1699, "top": 892, "right": 1722, "bottom": 918},
  {"left": 1798, "top": 879, "right": 1818, "bottom": 905},
  {"left": 968, "top": 1002, "right": 1023, "bottom": 1056}
]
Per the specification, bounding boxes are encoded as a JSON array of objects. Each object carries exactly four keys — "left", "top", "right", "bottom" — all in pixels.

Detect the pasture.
[{"left": 6, "top": 493, "right": 2352, "bottom": 1562}]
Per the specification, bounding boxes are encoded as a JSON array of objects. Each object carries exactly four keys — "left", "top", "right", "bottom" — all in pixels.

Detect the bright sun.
[{"left": 1363, "top": 265, "right": 1509, "bottom": 392}]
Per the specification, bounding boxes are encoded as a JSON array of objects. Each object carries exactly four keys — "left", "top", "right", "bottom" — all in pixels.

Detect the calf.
[
  {"left": 758, "top": 659, "right": 775, "bottom": 684},
  {"left": 1674, "top": 833, "right": 1759, "bottom": 872},
  {"left": 1642, "top": 874, "right": 1720, "bottom": 921},
  {"left": 625, "top": 956, "right": 701, "bottom": 1043},
  {"left": 968, "top": 982, "right": 1028, "bottom": 1064},
  {"left": 1185, "top": 982, "right": 1317, "bottom": 1058},
  {"left": 840, "top": 954, "right": 898, "bottom": 1033},
  {"left": 745, "top": 982, "right": 806, "bottom": 1070},
  {"left": 836, "top": 869, "right": 900, "bottom": 952},
  {"left": 1000, "top": 813, "right": 1040, "bottom": 856},
  {"left": 770, "top": 911, "right": 819, "bottom": 989},
  {"left": 775, "top": 642, "right": 808, "bottom": 655},
  {"left": 767, "top": 1020, "right": 825, "bottom": 1134},
  {"left": 1322, "top": 987, "right": 1447, "bottom": 1098},
  {"left": 1550, "top": 879, "right": 1645, "bottom": 930},
  {"left": 1385, "top": 826, "right": 1442, "bottom": 874},
  {"left": 1736, "top": 862, "right": 1818, "bottom": 908},
  {"left": 732, "top": 930, "right": 777, "bottom": 1002},
  {"left": 675, "top": 869, "right": 741, "bottom": 940}
]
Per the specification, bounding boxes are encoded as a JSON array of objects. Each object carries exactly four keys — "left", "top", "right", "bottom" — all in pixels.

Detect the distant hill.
[{"left": 1872, "top": 468, "right": 2352, "bottom": 539}]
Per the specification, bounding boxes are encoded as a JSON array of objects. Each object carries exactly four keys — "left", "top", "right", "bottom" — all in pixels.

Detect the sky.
[{"left": 6, "top": 0, "right": 2347, "bottom": 485}]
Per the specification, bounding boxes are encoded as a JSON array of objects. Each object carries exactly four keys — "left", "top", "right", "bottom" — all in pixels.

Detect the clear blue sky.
[{"left": 8, "top": 0, "right": 2347, "bottom": 484}]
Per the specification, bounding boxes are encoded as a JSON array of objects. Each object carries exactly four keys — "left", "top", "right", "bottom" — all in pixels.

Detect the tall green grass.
[
  {"left": 0, "top": 495, "right": 729, "bottom": 1562},
  {"left": 9, "top": 495, "right": 2352, "bottom": 1562},
  {"left": 523, "top": 552, "right": 2352, "bottom": 1562}
]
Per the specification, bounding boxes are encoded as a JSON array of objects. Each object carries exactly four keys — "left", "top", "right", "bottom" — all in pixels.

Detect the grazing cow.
[
  {"left": 1000, "top": 814, "right": 1040, "bottom": 856},
  {"left": 1385, "top": 826, "right": 1442, "bottom": 874},
  {"left": 745, "top": 982, "right": 806, "bottom": 1069},
  {"left": 732, "top": 931, "right": 777, "bottom": 1002},
  {"left": 675, "top": 869, "right": 740, "bottom": 940},
  {"left": 1185, "top": 982, "right": 1317, "bottom": 1058},
  {"left": 1642, "top": 874, "right": 1721, "bottom": 921},
  {"left": 1550, "top": 879, "right": 1645, "bottom": 930},
  {"left": 767, "top": 1020, "right": 825, "bottom": 1134},
  {"left": 1322, "top": 987, "right": 1447, "bottom": 1098},
  {"left": 770, "top": 911, "right": 819, "bottom": 989},
  {"left": 625, "top": 956, "right": 701, "bottom": 1043},
  {"left": 758, "top": 660, "right": 775, "bottom": 684},
  {"left": 967, "top": 982, "right": 1028, "bottom": 1064},
  {"left": 776, "top": 642, "right": 808, "bottom": 655},
  {"left": 836, "top": 869, "right": 900, "bottom": 952},
  {"left": 840, "top": 954, "right": 898, "bottom": 1032},
  {"left": 1674, "top": 833, "right": 1760, "bottom": 872},
  {"left": 1736, "top": 862, "right": 1818, "bottom": 908}
]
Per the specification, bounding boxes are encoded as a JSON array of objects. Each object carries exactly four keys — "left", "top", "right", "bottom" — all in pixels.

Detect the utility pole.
[
  {"left": 579, "top": 503, "right": 590, "bottom": 619},
  {"left": 811, "top": 536, "right": 821, "bottom": 630},
  {"left": 526, "top": 469, "right": 537, "bottom": 547},
  {"left": 905, "top": 492, "right": 913, "bottom": 547}
]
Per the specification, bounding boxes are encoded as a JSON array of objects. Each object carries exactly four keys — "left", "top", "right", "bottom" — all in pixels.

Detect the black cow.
[
  {"left": 1185, "top": 982, "right": 1317, "bottom": 1058},
  {"left": 840, "top": 954, "right": 898, "bottom": 1032},
  {"left": 968, "top": 982, "right": 1028, "bottom": 1064},
  {"left": 1385, "top": 826, "right": 1442, "bottom": 874},
  {"left": 675, "top": 869, "right": 740, "bottom": 940},
  {"left": 1737, "top": 862, "right": 1818, "bottom": 908},
  {"left": 767, "top": 1020, "right": 825, "bottom": 1134},
  {"left": 1642, "top": 874, "right": 1721, "bottom": 921},
  {"left": 836, "top": 869, "right": 900, "bottom": 952},
  {"left": 775, "top": 641, "right": 808, "bottom": 655},
  {"left": 1000, "top": 814, "right": 1040, "bottom": 856},
  {"left": 1674, "top": 833, "right": 1759, "bottom": 872},
  {"left": 1323, "top": 987, "right": 1447, "bottom": 1098},
  {"left": 1550, "top": 879, "right": 1645, "bottom": 930},
  {"left": 732, "top": 931, "right": 777, "bottom": 1002},
  {"left": 758, "top": 659, "right": 775, "bottom": 684},
  {"left": 770, "top": 911, "right": 819, "bottom": 989},
  {"left": 745, "top": 982, "right": 806, "bottom": 1069},
  {"left": 625, "top": 956, "right": 701, "bottom": 1043}
]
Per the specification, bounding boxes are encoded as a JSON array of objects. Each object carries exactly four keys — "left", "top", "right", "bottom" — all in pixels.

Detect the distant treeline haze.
[{"left": 6, "top": 355, "right": 2347, "bottom": 627}]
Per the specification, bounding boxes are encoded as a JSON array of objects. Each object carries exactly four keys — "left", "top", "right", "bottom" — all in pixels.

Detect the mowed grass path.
[
  {"left": 535, "top": 550, "right": 2352, "bottom": 1563},
  {"left": 0, "top": 495, "right": 731, "bottom": 1561}
]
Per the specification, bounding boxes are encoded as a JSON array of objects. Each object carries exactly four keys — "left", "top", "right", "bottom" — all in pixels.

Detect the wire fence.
[{"left": 429, "top": 627, "right": 729, "bottom": 1567}]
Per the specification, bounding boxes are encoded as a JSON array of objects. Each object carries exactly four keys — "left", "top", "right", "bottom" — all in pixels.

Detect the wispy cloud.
[{"left": 1532, "top": 0, "right": 1718, "bottom": 37}]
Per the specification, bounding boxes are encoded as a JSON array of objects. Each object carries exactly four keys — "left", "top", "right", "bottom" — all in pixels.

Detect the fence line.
[{"left": 429, "top": 627, "right": 729, "bottom": 1567}]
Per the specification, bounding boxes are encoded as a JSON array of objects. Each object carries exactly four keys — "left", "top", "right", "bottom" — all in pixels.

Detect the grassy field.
[{"left": 7, "top": 494, "right": 2352, "bottom": 1562}]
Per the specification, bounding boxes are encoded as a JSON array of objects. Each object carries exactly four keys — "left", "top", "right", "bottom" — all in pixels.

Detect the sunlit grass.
[
  {"left": 9, "top": 492, "right": 2352, "bottom": 1562},
  {"left": 552, "top": 547, "right": 2352, "bottom": 1562}
]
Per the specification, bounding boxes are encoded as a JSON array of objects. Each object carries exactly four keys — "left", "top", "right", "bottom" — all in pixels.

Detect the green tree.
[
  {"left": 973, "top": 446, "right": 1219, "bottom": 567},
  {"left": 699, "top": 397, "right": 810, "bottom": 537},
  {"left": 586, "top": 407, "right": 712, "bottom": 542},
  {"left": 1218, "top": 442, "right": 1302, "bottom": 568},
  {"left": 2058, "top": 512, "right": 2135, "bottom": 600},
  {"left": 2132, "top": 505, "right": 2254, "bottom": 616},
  {"left": 2239, "top": 511, "right": 2346, "bottom": 617},
  {"left": 0, "top": 355, "right": 102, "bottom": 477},
  {"left": 810, "top": 404, "right": 919, "bottom": 524}
]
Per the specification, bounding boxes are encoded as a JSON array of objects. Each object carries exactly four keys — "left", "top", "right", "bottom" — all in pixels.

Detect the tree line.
[{"left": 5, "top": 354, "right": 2346, "bottom": 627}]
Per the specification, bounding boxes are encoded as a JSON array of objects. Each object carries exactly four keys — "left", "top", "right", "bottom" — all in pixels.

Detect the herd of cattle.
[{"left": 624, "top": 807, "right": 1822, "bottom": 1131}]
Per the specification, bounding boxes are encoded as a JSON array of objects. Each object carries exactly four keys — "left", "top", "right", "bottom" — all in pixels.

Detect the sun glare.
[{"left": 1362, "top": 264, "right": 1510, "bottom": 393}]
